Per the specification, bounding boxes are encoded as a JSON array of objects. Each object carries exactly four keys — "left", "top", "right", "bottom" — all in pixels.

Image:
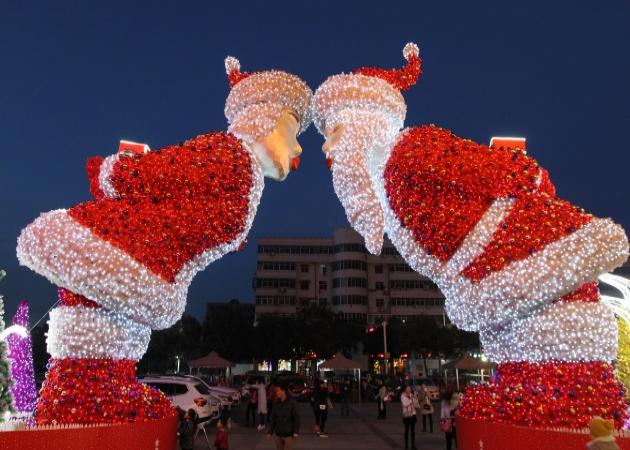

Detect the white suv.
[
  {"left": 183, "top": 375, "right": 240, "bottom": 406},
  {"left": 140, "top": 376, "right": 221, "bottom": 422}
]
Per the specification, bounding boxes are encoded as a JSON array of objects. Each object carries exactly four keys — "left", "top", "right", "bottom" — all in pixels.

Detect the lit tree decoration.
[
  {"left": 616, "top": 318, "right": 630, "bottom": 397},
  {"left": 0, "top": 270, "right": 16, "bottom": 421},
  {"left": 7, "top": 300, "right": 37, "bottom": 414}
]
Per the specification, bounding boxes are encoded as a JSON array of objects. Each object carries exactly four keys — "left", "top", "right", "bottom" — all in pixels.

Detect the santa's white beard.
[{"left": 328, "top": 112, "right": 397, "bottom": 255}]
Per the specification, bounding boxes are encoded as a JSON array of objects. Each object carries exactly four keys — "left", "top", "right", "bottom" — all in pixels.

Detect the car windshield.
[{"left": 195, "top": 383, "right": 210, "bottom": 395}]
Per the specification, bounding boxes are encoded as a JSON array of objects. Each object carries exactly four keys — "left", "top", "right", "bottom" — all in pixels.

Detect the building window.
[
  {"left": 300, "top": 280, "right": 310, "bottom": 290},
  {"left": 389, "top": 280, "right": 438, "bottom": 290},
  {"left": 255, "top": 295, "right": 296, "bottom": 306},
  {"left": 258, "top": 245, "right": 332, "bottom": 255},
  {"left": 375, "top": 265, "right": 383, "bottom": 274},
  {"left": 376, "top": 298, "right": 385, "bottom": 308},
  {"left": 257, "top": 261, "right": 296, "bottom": 271},
  {"left": 390, "top": 297, "right": 444, "bottom": 307},
  {"left": 332, "top": 295, "right": 368, "bottom": 305},
  {"left": 301, "top": 264, "right": 309, "bottom": 273},
  {"left": 342, "top": 313, "right": 367, "bottom": 321},
  {"left": 319, "top": 281, "right": 327, "bottom": 291},
  {"left": 388, "top": 263, "right": 413, "bottom": 272},
  {"left": 333, "top": 243, "right": 367, "bottom": 254},
  {"left": 382, "top": 247, "right": 400, "bottom": 256},
  {"left": 319, "top": 264, "right": 327, "bottom": 275},
  {"left": 255, "top": 278, "right": 296, "bottom": 289},
  {"left": 375, "top": 281, "right": 384, "bottom": 291},
  {"left": 333, "top": 277, "right": 368, "bottom": 288},
  {"left": 319, "top": 299, "right": 327, "bottom": 307},
  {"left": 299, "top": 298, "right": 309, "bottom": 307},
  {"left": 332, "top": 260, "right": 368, "bottom": 271}
]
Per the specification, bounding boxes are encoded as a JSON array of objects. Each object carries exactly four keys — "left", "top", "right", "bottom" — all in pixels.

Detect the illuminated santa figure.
[
  {"left": 312, "top": 43, "right": 629, "bottom": 428},
  {"left": 16, "top": 58, "right": 312, "bottom": 424}
]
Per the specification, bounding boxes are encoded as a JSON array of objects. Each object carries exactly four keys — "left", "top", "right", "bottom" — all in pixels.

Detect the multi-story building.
[{"left": 254, "top": 228, "right": 446, "bottom": 325}]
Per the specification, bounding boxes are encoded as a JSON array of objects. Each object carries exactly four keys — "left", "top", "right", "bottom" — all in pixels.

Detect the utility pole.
[{"left": 382, "top": 320, "right": 389, "bottom": 375}]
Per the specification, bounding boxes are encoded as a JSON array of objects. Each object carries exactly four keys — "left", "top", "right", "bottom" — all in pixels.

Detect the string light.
[
  {"left": 480, "top": 300, "right": 617, "bottom": 363},
  {"left": 225, "top": 55, "right": 312, "bottom": 144},
  {"left": 313, "top": 41, "right": 630, "bottom": 430},
  {"left": 47, "top": 306, "right": 151, "bottom": 360},
  {"left": 6, "top": 301, "right": 37, "bottom": 414},
  {"left": 17, "top": 58, "right": 312, "bottom": 425}
]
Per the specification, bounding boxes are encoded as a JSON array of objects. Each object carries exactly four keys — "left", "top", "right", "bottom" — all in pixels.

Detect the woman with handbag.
[
  {"left": 400, "top": 385, "right": 419, "bottom": 450},
  {"left": 418, "top": 383, "right": 434, "bottom": 433},
  {"left": 440, "top": 390, "right": 458, "bottom": 450}
]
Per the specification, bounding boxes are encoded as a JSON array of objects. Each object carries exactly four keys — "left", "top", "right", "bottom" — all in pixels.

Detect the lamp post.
[{"left": 382, "top": 320, "right": 389, "bottom": 375}]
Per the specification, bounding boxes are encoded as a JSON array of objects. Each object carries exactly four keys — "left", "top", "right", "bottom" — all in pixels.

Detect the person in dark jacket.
[
  {"left": 178, "top": 408, "right": 198, "bottom": 450},
  {"left": 267, "top": 384, "right": 300, "bottom": 450},
  {"left": 246, "top": 387, "right": 258, "bottom": 427},
  {"left": 314, "top": 380, "right": 331, "bottom": 437},
  {"left": 339, "top": 379, "right": 351, "bottom": 417}
]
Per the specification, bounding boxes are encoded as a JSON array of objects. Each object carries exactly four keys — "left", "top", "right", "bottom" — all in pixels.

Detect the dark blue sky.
[{"left": 1, "top": 1, "right": 629, "bottom": 324}]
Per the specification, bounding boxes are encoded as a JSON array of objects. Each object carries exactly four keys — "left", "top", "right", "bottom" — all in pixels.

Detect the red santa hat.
[
  {"left": 224, "top": 56, "right": 313, "bottom": 144},
  {"left": 313, "top": 42, "right": 422, "bottom": 135}
]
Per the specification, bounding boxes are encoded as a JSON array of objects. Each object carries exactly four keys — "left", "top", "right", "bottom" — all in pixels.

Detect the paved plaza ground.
[{"left": 192, "top": 400, "right": 449, "bottom": 449}]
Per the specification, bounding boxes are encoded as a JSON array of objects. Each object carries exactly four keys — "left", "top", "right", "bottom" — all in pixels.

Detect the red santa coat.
[
  {"left": 17, "top": 131, "right": 264, "bottom": 330},
  {"left": 376, "top": 125, "right": 627, "bottom": 331}
]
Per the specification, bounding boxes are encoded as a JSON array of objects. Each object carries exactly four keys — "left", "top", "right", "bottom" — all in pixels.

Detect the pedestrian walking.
[
  {"left": 587, "top": 416, "right": 620, "bottom": 450},
  {"left": 214, "top": 419, "right": 229, "bottom": 450},
  {"left": 311, "top": 381, "right": 322, "bottom": 432},
  {"left": 267, "top": 380, "right": 277, "bottom": 422},
  {"left": 246, "top": 386, "right": 258, "bottom": 426},
  {"left": 418, "top": 383, "right": 434, "bottom": 432},
  {"left": 440, "top": 390, "right": 458, "bottom": 450},
  {"left": 339, "top": 379, "right": 351, "bottom": 417},
  {"left": 178, "top": 408, "right": 198, "bottom": 450},
  {"left": 256, "top": 378, "right": 268, "bottom": 431},
  {"left": 314, "top": 380, "right": 332, "bottom": 437},
  {"left": 401, "top": 385, "right": 419, "bottom": 450},
  {"left": 376, "top": 379, "right": 388, "bottom": 419},
  {"left": 267, "top": 384, "right": 300, "bottom": 450}
]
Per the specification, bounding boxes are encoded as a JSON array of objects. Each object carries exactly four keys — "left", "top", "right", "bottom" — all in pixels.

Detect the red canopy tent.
[
  {"left": 188, "top": 351, "right": 235, "bottom": 377},
  {"left": 319, "top": 352, "right": 362, "bottom": 403}
]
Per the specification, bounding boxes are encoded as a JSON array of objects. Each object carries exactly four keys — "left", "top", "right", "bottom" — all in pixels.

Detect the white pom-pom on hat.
[
  {"left": 224, "top": 56, "right": 241, "bottom": 75},
  {"left": 403, "top": 42, "right": 419, "bottom": 60}
]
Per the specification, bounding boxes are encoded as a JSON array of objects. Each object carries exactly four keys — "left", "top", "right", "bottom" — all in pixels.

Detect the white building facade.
[{"left": 254, "top": 228, "right": 446, "bottom": 324}]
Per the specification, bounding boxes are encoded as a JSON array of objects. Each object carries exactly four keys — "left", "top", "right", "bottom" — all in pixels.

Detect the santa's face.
[
  {"left": 252, "top": 109, "right": 302, "bottom": 181},
  {"left": 320, "top": 109, "right": 391, "bottom": 254}
]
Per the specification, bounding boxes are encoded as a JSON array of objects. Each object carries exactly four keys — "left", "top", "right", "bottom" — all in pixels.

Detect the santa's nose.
[{"left": 294, "top": 143, "right": 303, "bottom": 157}]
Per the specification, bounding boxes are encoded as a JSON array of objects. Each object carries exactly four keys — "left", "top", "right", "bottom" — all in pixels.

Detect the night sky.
[{"left": 1, "top": 1, "right": 629, "bottom": 324}]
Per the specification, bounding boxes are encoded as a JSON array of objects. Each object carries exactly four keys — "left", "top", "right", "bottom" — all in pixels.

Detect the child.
[
  {"left": 215, "top": 419, "right": 229, "bottom": 450},
  {"left": 588, "top": 416, "right": 620, "bottom": 450}
]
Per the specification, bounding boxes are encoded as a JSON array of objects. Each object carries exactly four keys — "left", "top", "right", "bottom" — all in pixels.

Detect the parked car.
[
  {"left": 182, "top": 375, "right": 239, "bottom": 408},
  {"left": 139, "top": 376, "right": 221, "bottom": 422},
  {"left": 412, "top": 378, "right": 440, "bottom": 400}
]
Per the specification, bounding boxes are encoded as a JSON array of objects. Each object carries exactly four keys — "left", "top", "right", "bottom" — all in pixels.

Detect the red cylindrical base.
[
  {"left": 36, "top": 358, "right": 173, "bottom": 425},
  {"left": 459, "top": 361, "right": 627, "bottom": 428},
  {"left": 0, "top": 413, "right": 178, "bottom": 450},
  {"left": 458, "top": 415, "right": 630, "bottom": 450}
]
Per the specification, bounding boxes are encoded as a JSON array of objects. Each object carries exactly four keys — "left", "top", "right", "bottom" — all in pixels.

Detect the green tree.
[
  {"left": 139, "top": 314, "right": 201, "bottom": 374},
  {"left": 253, "top": 314, "right": 298, "bottom": 372},
  {"left": 293, "top": 306, "right": 364, "bottom": 359},
  {"left": 200, "top": 301, "right": 255, "bottom": 362}
]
